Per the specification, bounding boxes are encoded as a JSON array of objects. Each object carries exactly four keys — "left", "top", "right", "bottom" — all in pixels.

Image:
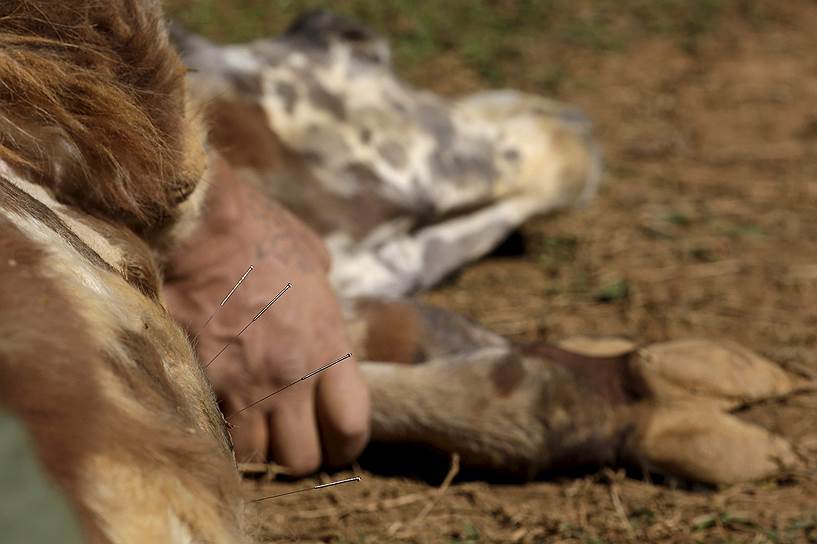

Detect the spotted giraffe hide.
[{"left": 172, "top": 11, "right": 602, "bottom": 298}]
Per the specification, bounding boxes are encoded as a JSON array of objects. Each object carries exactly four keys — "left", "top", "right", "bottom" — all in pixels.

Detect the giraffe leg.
[
  {"left": 347, "top": 300, "right": 803, "bottom": 483},
  {"left": 349, "top": 299, "right": 632, "bottom": 476}
]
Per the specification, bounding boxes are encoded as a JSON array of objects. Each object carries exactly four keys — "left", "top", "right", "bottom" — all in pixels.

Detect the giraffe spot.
[{"left": 490, "top": 354, "right": 526, "bottom": 398}]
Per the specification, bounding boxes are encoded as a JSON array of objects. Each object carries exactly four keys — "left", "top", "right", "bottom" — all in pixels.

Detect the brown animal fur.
[
  {"left": 0, "top": 1, "right": 244, "bottom": 542},
  {"left": 0, "top": 215, "right": 109, "bottom": 542},
  {"left": 0, "top": 0, "right": 207, "bottom": 244}
]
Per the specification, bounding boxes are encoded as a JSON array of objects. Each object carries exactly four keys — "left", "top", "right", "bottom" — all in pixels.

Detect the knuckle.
[{"left": 333, "top": 408, "right": 371, "bottom": 444}]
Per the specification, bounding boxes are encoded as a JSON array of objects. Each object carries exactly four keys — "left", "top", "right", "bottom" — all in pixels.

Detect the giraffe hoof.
[
  {"left": 631, "top": 404, "right": 798, "bottom": 485},
  {"left": 632, "top": 339, "right": 797, "bottom": 408}
]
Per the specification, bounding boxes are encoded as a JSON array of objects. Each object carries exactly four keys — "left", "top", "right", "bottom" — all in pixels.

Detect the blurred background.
[
  {"left": 167, "top": 1, "right": 817, "bottom": 542},
  {"left": 168, "top": 0, "right": 744, "bottom": 92}
]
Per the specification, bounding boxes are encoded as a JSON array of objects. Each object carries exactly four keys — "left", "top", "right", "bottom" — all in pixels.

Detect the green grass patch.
[
  {"left": 594, "top": 279, "right": 630, "bottom": 303},
  {"left": 164, "top": 0, "right": 757, "bottom": 90}
]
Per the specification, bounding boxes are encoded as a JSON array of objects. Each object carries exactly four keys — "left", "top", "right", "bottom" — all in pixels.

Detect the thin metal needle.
[
  {"left": 248, "top": 477, "right": 361, "bottom": 503},
  {"left": 227, "top": 353, "right": 352, "bottom": 419},
  {"left": 203, "top": 282, "right": 292, "bottom": 369},
  {"left": 193, "top": 265, "right": 254, "bottom": 341}
]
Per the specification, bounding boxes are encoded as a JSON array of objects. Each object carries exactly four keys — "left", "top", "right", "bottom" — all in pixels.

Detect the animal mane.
[{"left": 0, "top": 0, "right": 205, "bottom": 239}]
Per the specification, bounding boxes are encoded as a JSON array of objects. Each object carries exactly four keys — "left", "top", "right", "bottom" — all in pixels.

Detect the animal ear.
[{"left": 0, "top": 0, "right": 205, "bottom": 242}]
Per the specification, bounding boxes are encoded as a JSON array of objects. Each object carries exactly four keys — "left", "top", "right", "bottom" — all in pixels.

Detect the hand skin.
[{"left": 163, "top": 154, "right": 370, "bottom": 475}]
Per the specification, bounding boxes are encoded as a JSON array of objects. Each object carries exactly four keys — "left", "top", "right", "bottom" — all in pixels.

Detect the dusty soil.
[{"left": 243, "top": 3, "right": 817, "bottom": 542}]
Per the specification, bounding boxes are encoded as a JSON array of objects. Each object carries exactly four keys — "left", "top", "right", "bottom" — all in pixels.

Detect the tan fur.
[
  {"left": 345, "top": 298, "right": 425, "bottom": 365},
  {"left": 0, "top": 1, "right": 244, "bottom": 542}
]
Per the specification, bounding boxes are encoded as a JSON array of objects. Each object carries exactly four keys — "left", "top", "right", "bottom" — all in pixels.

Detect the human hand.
[{"left": 163, "top": 155, "right": 370, "bottom": 475}]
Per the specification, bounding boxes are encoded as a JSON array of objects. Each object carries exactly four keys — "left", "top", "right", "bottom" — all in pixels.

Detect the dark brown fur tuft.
[{"left": 0, "top": 0, "right": 202, "bottom": 238}]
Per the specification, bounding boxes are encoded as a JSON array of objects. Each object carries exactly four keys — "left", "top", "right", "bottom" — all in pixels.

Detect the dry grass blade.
[
  {"left": 291, "top": 492, "right": 429, "bottom": 520},
  {"left": 385, "top": 453, "right": 461, "bottom": 538},
  {"left": 238, "top": 462, "right": 294, "bottom": 479},
  {"left": 604, "top": 469, "right": 635, "bottom": 538},
  {"left": 399, "top": 453, "right": 460, "bottom": 533}
]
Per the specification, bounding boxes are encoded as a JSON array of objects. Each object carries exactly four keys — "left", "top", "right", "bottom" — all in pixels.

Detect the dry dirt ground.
[{"left": 209, "top": 3, "right": 817, "bottom": 542}]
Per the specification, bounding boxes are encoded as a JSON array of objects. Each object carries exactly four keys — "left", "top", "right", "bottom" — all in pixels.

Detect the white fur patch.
[{"left": 0, "top": 160, "right": 124, "bottom": 269}]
